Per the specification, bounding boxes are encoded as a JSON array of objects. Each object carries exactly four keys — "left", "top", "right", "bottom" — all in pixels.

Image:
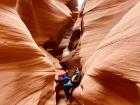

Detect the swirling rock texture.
[
  {"left": 0, "top": 0, "right": 140, "bottom": 105},
  {"left": 71, "top": 0, "right": 140, "bottom": 105},
  {"left": 0, "top": 0, "right": 71, "bottom": 105},
  {"left": 17, "top": 0, "right": 72, "bottom": 45}
]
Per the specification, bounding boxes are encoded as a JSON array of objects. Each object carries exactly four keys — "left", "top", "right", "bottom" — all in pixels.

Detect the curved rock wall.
[
  {"left": 80, "top": 0, "right": 139, "bottom": 66},
  {"left": 17, "top": 0, "right": 72, "bottom": 45},
  {"left": 0, "top": 0, "right": 140, "bottom": 105},
  {"left": 71, "top": 0, "right": 140, "bottom": 105},
  {"left": 0, "top": 1, "right": 57, "bottom": 105}
]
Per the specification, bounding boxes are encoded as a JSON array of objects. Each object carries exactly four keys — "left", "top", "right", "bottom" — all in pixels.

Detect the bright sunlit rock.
[{"left": 77, "top": 0, "right": 85, "bottom": 10}]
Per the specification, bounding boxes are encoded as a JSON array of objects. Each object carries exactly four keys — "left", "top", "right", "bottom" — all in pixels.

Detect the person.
[
  {"left": 55, "top": 68, "right": 82, "bottom": 100},
  {"left": 63, "top": 68, "right": 82, "bottom": 100},
  {"left": 55, "top": 70, "right": 70, "bottom": 101}
]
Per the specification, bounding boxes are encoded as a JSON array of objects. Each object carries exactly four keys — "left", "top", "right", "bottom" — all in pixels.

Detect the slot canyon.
[{"left": 0, "top": 0, "right": 140, "bottom": 105}]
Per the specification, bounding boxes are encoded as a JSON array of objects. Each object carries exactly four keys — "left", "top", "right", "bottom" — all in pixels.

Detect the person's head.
[{"left": 75, "top": 68, "right": 80, "bottom": 74}]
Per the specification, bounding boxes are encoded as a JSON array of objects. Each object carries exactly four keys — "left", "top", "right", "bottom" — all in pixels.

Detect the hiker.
[
  {"left": 55, "top": 68, "right": 82, "bottom": 100},
  {"left": 63, "top": 68, "right": 82, "bottom": 100}
]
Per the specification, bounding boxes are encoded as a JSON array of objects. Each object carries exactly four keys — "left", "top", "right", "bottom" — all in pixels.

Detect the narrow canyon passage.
[{"left": 0, "top": 0, "right": 140, "bottom": 105}]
